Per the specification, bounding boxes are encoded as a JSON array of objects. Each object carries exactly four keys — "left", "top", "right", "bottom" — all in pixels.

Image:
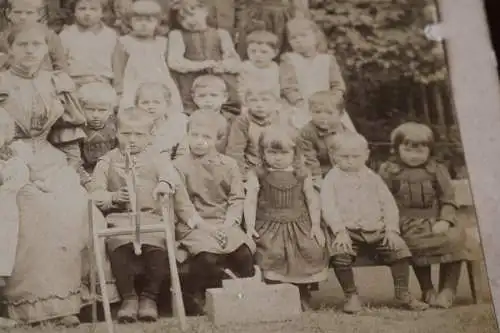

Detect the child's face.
[
  {"left": 8, "top": 0, "right": 43, "bottom": 25},
  {"left": 9, "top": 29, "right": 48, "bottom": 68},
  {"left": 187, "top": 124, "right": 217, "bottom": 157},
  {"left": 113, "top": 0, "right": 132, "bottom": 19},
  {"left": 74, "top": 0, "right": 103, "bottom": 28},
  {"left": 246, "top": 92, "right": 279, "bottom": 119},
  {"left": 332, "top": 144, "right": 369, "bottom": 173},
  {"left": 82, "top": 101, "right": 113, "bottom": 129},
  {"left": 192, "top": 86, "right": 227, "bottom": 113},
  {"left": 288, "top": 28, "right": 316, "bottom": 55},
  {"left": 117, "top": 124, "right": 152, "bottom": 154},
  {"left": 136, "top": 86, "right": 169, "bottom": 119},
  {"left": 247, "top": 42, "right": 276, "bottom": 68},
  {"left": 130, "top": 15, "right": 158, "bottom": 37},
  {"left": 398, "top": 143, "right": 430, "bottom": 167},
  {"left": 264, "top": 147, "right": 294, "bottom": 170},
  {"left": 310, "top": 102, "right": 342, "bottom": 131}
]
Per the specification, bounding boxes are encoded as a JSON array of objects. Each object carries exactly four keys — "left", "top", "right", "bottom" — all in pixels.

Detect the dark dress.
[
  {"left": 379, "top": 159, "right": 476, "bottom": 266},
  {"left": 255, "top": 170, "right": 328, "bottom": 283}
]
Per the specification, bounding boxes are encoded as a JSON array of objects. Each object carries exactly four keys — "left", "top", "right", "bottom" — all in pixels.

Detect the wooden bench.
[{"left": 333, "top": 179, "right": 485, "bottom": 304}]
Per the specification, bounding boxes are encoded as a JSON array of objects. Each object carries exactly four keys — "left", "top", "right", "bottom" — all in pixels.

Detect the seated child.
[
  {"left": 0, "top": 0, "right": 67, "bottom": 71},
  {"left": 237, "top": 29, "right": 280, "bottom": 106},
  {"left": 190, "top": 75, "right": 239, "bottom": 153},
  {"left": 113, "top": 0, "right": 182, "bottom": 112},
  {"left": 91, "top": 109, "right": 203, "bottom": 323},
  {"left": 167, "top": 0, "right": 241, "bottom": 115},
  {"left": 78, "top": 81, "right": 118, "bottom": 187},
  {"left": 244, "top": 125, "right": 328, "bottom": 311},
  {"left": 297, "top": 91, "right": 350, "bottom": 190},
  {"left": 59, "top": 0, "right": 119, "bottom": 87},
  {"left": 280, "top": 17, "right": 354, "bottom": 130},
  {"left": 226, "top": 87, "right": 294, "bottom": 181},
  {"left": 134, "top": 82, "right": 188, "bottom": 160},
  {"left": 378, "top": 122, "right": 480, "bottom": 309},
  {"left": 174, "top": 111, "right": 256, "bottom": 315},
  {"left": 321, "top": 132, "right": 429, "bottom": 314}
]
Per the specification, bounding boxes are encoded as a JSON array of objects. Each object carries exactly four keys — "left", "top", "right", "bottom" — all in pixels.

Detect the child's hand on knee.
[
  {"left": 112, "top": 187, "right": 129, "bottom": 204},
  {"left": 383, "top": 230, "right": 400, "bottom": 250},
  {"left": 432, "top": 220, "right": 451, "bottom": 234},
  {"left": 333, "top": 230, "right": 352, "bottom": 253}
]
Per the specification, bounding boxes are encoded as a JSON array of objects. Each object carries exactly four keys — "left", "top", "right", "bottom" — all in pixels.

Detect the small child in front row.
[
  {"left": 226, "top": 87, "right": 294, "bottom": 181},
  {"left": 378, "top": 122, "right": 479, "bottom": 309},
  {"left": 91, "top": 109, "right": 203, "bottom": 323},
  {"left": 244, "top": 126, "right": 328, "bottom": 311},
  {"left": 168, "top": 0, "right": 241, "bottom": 115},
  {"left": 0, "top": 112, "right": 29, "bottom": 329},
  {"left": 297, "top": 91, "right": 350, "bottom": 190},
  {"left": 134, "top": 82, "right": 188, "bottom": 160},
  {"left": 78, "top": 82, "right": 118, "bottom": 187},
  {"left": 174, "top": 111, "right": 256, "bottom": 315},
  {"left": 321, "top": 132, "right": 429, "bottom": 314}
]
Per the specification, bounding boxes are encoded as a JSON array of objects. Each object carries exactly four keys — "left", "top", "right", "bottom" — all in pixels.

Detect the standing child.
[
  {"left": 0, "top": 112, "right": 29, "bottom": 329},
  {"left": 174, "top": 111, "right": 256, "bottom": 315},
  {"left": 235, "top": 0, "right": 309, "bottom": 58},
  {"left": 91, "top": 109, "right": 202, "bottom": 322},
  {"left": 321, "top": 132, "right": 429, "bottom": 314},
  {"left": 280, "top": 17, "right": 354, "bottom": 130},
  {"left": 0, "top": 0, "right": 67, "bottom": 71},
  {"left": 78, "top": 81, "right": 118, "bottom": 187},
  {"left": 134, "top": 82, "right": 189, "bottom": 159},
  {"left": 244, "top": 126, "right": 328, "bottom": 310},
  {"left": 226, "top": 87, "right": 293, "bottom": 181},
  {"left": 59, "top": 0, "right": 119, "bottom": 87},
  {"left": 378, "top": 122, "right": 477, "bottom": 309},
  {"left": 237, "top": 29, "right": 280, "bottom": 105},
  {"left": 167, "top": 0, "right": 241, "bottom": 115},
  {"left": 190, "top": 75, "right": 239, "bottom": 153},
  {"left": 297, "top": 91, "right": 350, "bottom": 190},
  {"left": 113, "top": 0, "right": 182, "bottom": 112}
]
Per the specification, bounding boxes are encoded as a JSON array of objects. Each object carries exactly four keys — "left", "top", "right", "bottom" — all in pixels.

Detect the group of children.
[{"left": 0, "top": 0, "right": 478, "bottom": 327}]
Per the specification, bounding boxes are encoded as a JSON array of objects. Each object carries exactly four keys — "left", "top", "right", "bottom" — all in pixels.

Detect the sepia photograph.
[{"left": 0, "top": 0, "right": 498, "bottom": 332}]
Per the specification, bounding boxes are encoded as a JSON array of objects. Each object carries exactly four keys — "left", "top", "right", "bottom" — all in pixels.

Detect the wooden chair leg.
[
  {"left": 466, "top": 260, "right": 483, "bottom": 304},
  {"left": 94, "top": 233, "right": 115, "bottom": 333},
  {"left": 88, "top": 201, "right": 98, "bottom": 325}
]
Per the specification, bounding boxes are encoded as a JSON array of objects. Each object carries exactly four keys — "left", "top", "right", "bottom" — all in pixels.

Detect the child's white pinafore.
[
  {"left": 119, "top": 35, "right": 183, "bottom": 113},
  {"left": 0, "top": 148, "right": 29, "bottom": 277},
  {"left": 286, "top": 53, "right": 356, "bottom": 131}
]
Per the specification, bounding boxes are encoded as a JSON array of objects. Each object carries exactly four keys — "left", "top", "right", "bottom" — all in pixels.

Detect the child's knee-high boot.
[
  {"left": 435, "top": 261, "right": 462, "bottom": 309},
  {"left": 331, "top": 255, "right": 362, "bottom": 314},
  {"left": 412, "top": 265, "right": 438, "bottom": 305},
  {"left": 296, "top": 284, "right": 313, "bottom": 312}
]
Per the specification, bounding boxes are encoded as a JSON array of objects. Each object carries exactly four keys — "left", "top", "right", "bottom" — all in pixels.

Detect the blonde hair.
[
  {"left": 187, "top": 110, "right": 226, "bottom": 138},
  {"left": 134, "top": 82, "right": 172, "bottom": 106},
  {"left": 117, "top": 107, "right": 155, "bottom": 133},
  {"left": 244, "top": 86, "right": 280, "bottom": 102},
  {"left": 78, "top": 82, "right": 118, "bottom": 107},
  {"left": 121, "top": 0, "right": 163, "bottom": 35},
  {"left": 191, "top": 75, "right": 227, "bottom": 94},
  {"left": 326, "top": 131, "right": 369, "bottom": 154},
  {"left": 286, "top": 17, "right": 328, "bottom": 53},
  {"left": 390, "top": 122, "right": 435, "bottom": 154}
]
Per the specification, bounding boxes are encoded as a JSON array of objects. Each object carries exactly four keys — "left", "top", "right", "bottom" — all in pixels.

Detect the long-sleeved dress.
[
  {"left": 173, "top": 152, "right": 255, "bottom": 262},
  {"left": 113, "top": 34, "right": 183, "bottom": 112},
  {"left": 0, "top": 145, "right": 29, "bottom": 277},
  {"left": 378, "top": 159, "right": 479, "bottom": 265},
  {"left": 0, "top": 68, "right": 112, "bottom": 323},
  {"left": 280, "top": 51, "right": 354, "bottom": 130}
]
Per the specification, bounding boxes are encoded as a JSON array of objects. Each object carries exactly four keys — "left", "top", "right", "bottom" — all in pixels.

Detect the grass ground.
[{"left": 4, "top": 264, "right": 498, "bottom": 333}]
